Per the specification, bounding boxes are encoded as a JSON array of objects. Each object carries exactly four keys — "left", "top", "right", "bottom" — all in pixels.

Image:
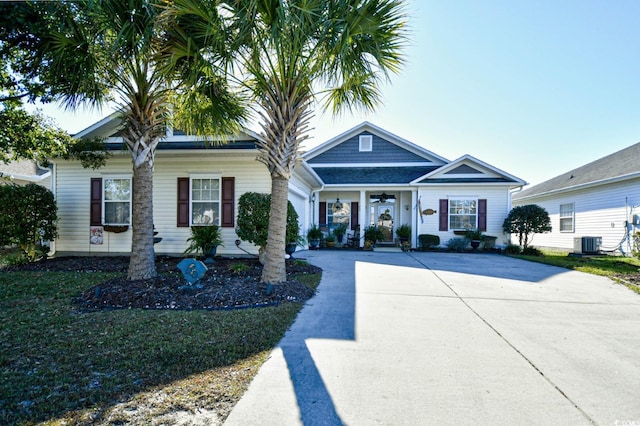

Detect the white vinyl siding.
[
  {"left": 513, "top": 178, "right": 640, "bottom": 252},
  {"left": 559, "top": 203, "right": 574, "bottom": 232},
  {"left": 416, "top": 186, "right": 511, "bottom": 247}
]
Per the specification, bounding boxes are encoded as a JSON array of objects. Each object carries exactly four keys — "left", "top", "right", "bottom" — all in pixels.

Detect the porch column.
[
  {"left": 411, "top": 189, "right": 418, "bottom": 248},
  {"left": 359, "top": 190, "right": 367, "bottom": 247}
]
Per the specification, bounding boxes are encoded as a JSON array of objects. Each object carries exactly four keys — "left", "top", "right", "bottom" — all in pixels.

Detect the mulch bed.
[{"left": 6, "top": 256, "right": 321, "bottom": 311}]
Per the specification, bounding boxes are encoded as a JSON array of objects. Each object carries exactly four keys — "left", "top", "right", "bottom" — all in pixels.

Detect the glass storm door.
[{"left": 377, "top": 205, "right": 395, "bottom": 243}]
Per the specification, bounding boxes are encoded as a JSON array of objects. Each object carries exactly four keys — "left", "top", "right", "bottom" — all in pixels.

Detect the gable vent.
[{"left": 359, "top": 135, "right": 372, "bottom": 152}]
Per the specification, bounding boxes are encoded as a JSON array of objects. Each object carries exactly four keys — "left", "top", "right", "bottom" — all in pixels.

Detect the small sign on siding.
[{"left": 90, "top": 226, "right": 104, "bottom": 245}]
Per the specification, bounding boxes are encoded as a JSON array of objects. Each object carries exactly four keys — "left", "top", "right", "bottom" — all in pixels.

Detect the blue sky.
[{"left": 30, "top": 0, "right": 640, "bottom": 187}]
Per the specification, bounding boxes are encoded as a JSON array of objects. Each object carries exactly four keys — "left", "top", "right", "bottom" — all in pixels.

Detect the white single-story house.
[
  {"left": 50, "top": 118, "right": 525, "bottom": 256},
  {"left": 512, "top": 141, "right": 640, "bottom": 255}
]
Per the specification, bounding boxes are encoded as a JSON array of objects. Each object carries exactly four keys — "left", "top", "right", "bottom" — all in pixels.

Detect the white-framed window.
[
  {"left": 190, "top": 175, "right": 221, "bottom": 225},
  {"left": 559, "top": 203, "right": 574, "bottom": 232},
  {"left": 103, "top": 177, "right": 131, "bottom": 225},
  {"left": 449, "top": 198, "right": 477, "bottom": 230},
  {"left": 359, "top": 135, "right": 372, "bottom": 152},
  {"left": 327, "top": 201, "right": 350, "bottom": 230}
]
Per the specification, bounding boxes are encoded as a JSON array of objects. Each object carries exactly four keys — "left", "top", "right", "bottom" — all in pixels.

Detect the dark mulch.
[{"left": 6, "top": 255, "right": 321, "bottom": 311}]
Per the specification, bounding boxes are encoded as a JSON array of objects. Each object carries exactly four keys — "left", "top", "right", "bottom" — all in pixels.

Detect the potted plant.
[
  {"left": 307, "top": 224, "right": 322, "bottom": 250},
  {"left": 332, "top": 223, "right": 348, "bottom": 244},
  {"left": 325, "top": 234, "right": 336, "bottom": 247},
  {"left": 364, "top": 225, "right": 384, "bottom": 247},
  {"left": 395, "top": 224, "right": 411, "bottom": 244},
  {"left": 464, "top": 228, "right": 483, "bottom": 250},
  {"left": 183, "top": 225, "right": 224, "bottom": 263},
  {"left": 285, "top": 219, "right": 304, "bottom": 257}
]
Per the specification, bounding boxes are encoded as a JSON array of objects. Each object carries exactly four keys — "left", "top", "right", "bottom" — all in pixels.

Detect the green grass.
[
  {"left": 514, "top": 251, "right": 640, "bottom": 294},
  {"left": 0, "top": 267, "right": 321, "bottom": 425}
]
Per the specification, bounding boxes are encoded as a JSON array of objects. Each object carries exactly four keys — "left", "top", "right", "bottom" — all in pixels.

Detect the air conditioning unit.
[{"left": 573, "top": 236, "right": 602, "bottom": 254}]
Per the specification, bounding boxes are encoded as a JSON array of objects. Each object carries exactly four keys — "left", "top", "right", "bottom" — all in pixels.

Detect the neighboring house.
[
  {"left": 0, "top": 159, "right": 51, "bottom": 188},
  {"left": 304, "top": 122, "right": 526, "bottom": 248},
  {"left": 50, "top": 119, "right": 525, "bottom": 256},
  {"left": 512, "top": 142, "right": 640, "bottom": 255}
]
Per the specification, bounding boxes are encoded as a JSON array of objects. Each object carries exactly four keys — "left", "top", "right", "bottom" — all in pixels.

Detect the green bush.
[
  {"left": 0, "top": 183, "right": 57, "bottom": 261},
  {"left": 446, "top": 237, "right": 468, "bottom": 252},
  {"left": 522, "top": 246, "right": 543, "bottom": 256},
  {"left": 236, "top": 192, "right": 301, "bottom": 254},
  {"left": 418, "top": 234, "right": 440, "bottom": 251},
  {"left": 183, "top": 225, "right": 224, "bottom": 256},
  {"left": 504, "top": 244, "right": 522, "bottom": 255},
  {"left": 503, "top": 204, "right": 551, "bottom": 249},
  {"left": 363, "top": 226, "right": 384, "bottom": 243}
]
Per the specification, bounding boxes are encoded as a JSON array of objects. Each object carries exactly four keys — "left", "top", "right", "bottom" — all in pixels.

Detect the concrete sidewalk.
[{"left": 224, "top": 251, "right": 640, "bottom": 425}]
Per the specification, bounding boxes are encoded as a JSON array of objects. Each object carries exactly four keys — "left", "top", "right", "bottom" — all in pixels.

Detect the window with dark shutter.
[
  {"left": 478, "top": 199, "right": 487, "bottom": 232},
  {"left": 177, "top": 177, "right": 189, "bottom": 227},
  {"left": 90, "top": 178, "right": 102, "bottom": 226},
  {"left": 221, "top": 177, "right": 235, "bottom": 227},
  {"left": 439, "top": 199, "right": 448, "bottom": 231}
]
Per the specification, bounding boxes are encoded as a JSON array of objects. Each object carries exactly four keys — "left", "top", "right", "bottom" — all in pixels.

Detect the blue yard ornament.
[{"left": 177, "top": 258, "right": 208, "bottom": 289}]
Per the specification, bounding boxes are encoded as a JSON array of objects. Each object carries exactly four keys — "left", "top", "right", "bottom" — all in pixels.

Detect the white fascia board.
[
  {"left": 74, "top": 111, "right": 121, "bottom": 138},
  {"left": 410, "top": 154, "right": 526, "bottom": 186}
]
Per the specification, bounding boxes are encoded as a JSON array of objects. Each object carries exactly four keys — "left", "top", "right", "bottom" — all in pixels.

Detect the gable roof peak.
[{"left": 304, "top": 122, "right": 449, "bottom": 164}]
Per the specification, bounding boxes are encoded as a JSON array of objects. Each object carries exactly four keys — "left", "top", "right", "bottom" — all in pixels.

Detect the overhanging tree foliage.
[
  {"left": 2, "top": 0, "right": 245, "bottom": 279},
  {"left": 0, "top": 183, "right": 58, "bottom": 261},
  {"left": 166, "top": 0, "right": 408, "bottom": 285},
  {"left": 502, "top": 204, "right": 552, "bottom": 249}
]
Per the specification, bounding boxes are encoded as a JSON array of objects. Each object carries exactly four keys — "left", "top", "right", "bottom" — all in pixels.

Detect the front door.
[{"left": 376, "top": 205, "right": 395, "bottom": 244}]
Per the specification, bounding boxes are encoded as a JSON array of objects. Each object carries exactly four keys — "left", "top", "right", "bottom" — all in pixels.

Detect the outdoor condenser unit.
[{"left": 573, "top": 236, "right": 602, "bottom": 254}]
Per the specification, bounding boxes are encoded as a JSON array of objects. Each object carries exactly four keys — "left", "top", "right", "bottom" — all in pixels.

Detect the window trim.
[
  {"left": 559, "top": 202, "right": 575, "bottom": 233},
  {"left": 448, "top": 197, "right": 478, "bottom": 230},
  {"left": 359, "top": 135, "right": 372, "bottom": 152},
  {"left": 102, "top": 175, "right": 132, "bottom": 226},
  {"left": 189, "top": 174, "right": 222, "bottom": 226},
  {"left": 327, "top": 200, "right": 351, "bottom": 230}
]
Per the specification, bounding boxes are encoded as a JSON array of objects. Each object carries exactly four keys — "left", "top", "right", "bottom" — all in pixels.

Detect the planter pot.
[
  {"left": 204, "top": 245, "right": 217, "bottom": 264},
  {"left": 326, "top": 240, "right": 336, "bottom": 248},
  {"left": 470, "top": 239, "right": 481, "bottom": 250},
  {"left": 308, "top": 239, "right": 320, "bottom": 250},
  {"left": 285, "top": 242, "right": 297, "bottom": 257},
  {"left": 103, "top": 225, "right": 129, "bottom": 233}
]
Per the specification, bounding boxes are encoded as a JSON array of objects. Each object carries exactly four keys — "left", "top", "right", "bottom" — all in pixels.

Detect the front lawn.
[
  {"left": 515, "top": 251, "right": 640, "bottom": 294},
  {"left": 0, "top": 261, "right": 321, "bottom": 425}
]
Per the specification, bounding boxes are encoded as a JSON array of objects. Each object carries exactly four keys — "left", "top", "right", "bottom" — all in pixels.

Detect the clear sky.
[{"left": 28, "top": 0, "right": 640, "bottom": 187}]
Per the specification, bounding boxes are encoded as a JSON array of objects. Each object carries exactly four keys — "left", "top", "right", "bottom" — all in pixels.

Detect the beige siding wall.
[
  {"left": 53, "top": 152, "right": 313, "bottom": 256},
  {"left": 417, "top": 186, "right": 512, "bottom": 247}
]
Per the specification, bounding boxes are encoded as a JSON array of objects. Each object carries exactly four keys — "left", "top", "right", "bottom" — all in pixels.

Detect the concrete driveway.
[{"left": 224, "top": 251, "right": 640, "bottom": 425}]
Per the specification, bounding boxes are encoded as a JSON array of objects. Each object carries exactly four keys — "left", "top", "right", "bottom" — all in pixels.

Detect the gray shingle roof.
[
  {"left": 514, "top": 141, "right": 640, "bottom": 200},
  {"left": 314, "top": 166, "right": 440, "bottom": 184}
]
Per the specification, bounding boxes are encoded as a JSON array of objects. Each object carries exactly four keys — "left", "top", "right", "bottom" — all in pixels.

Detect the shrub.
[
  {"left": 418, "top": 234, "right": 440, "bottom": 251},
  {"left": 446, "top": 237, "right": 468, "bottom": 252},
  {"left": 503, "top": 204, "right": 552, "bottom": 249},
  {"left": 236, "top": 193, "right": 301, "bottom": 261},
  {"left": 0, "top": 183, "right": 58, "bottom": 262},
  {"left": 183, "top": 225, "right": 223, "bottom": 256},
  {"left": 505, "top": 244, "right": 522, "bottom": 255},
  {"left": 363, "top": 226, "right": 384, "bottom": 244},
  {"left": 632, "top": 232, "right": 640, "bottom": 259},
  {"left": 395, "top": 224, "right": 411, "bottom": 239},
  {"left": 522, "top": 246, "right": 543, "bottom": 256},
  {"left": 481, "top": 235, "right": 497, "bottom": 250}
]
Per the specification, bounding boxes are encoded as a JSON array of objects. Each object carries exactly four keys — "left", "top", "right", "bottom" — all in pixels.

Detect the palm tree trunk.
[
  {"left": 127, "top": 159, "right": 157, "bottom": 280},
  {"left": 261, "top": 176, "right": 288, "bottom": 284}
]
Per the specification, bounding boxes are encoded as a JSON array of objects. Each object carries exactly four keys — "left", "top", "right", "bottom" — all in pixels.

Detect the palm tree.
[
  {"left": 20, "top": 0, "right": 245, "bottom": 280},
  {"left": 166, "top": 0, "right": 407, "bottom": 285}
]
